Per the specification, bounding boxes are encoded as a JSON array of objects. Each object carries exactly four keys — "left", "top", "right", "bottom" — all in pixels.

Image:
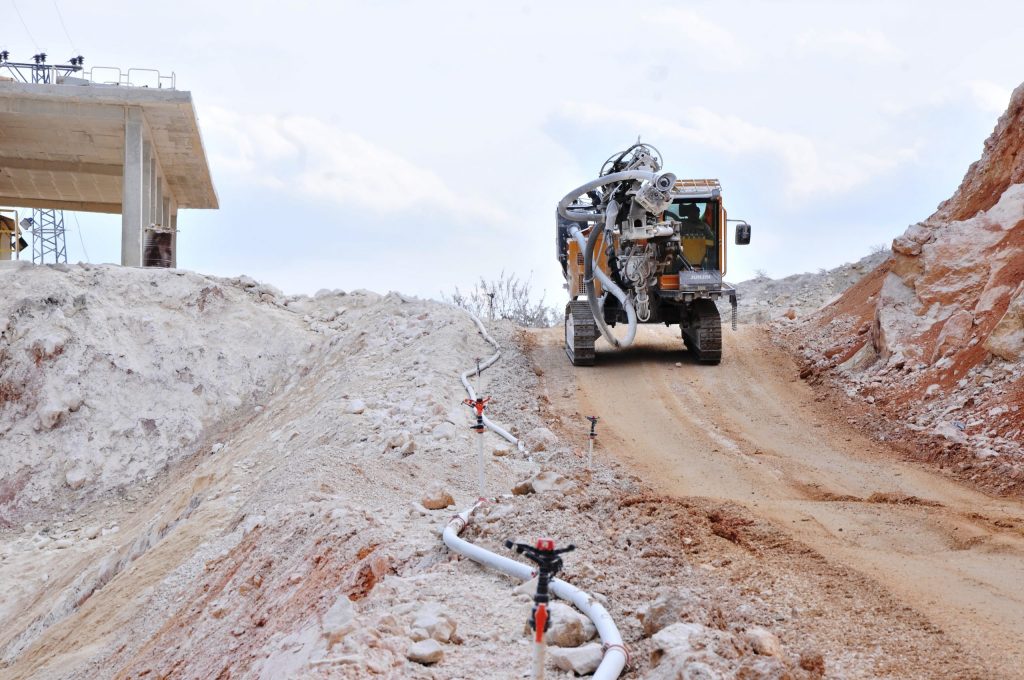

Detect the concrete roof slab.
[{"left": 0, "top": 82, "right": 218, "bottom": 211}]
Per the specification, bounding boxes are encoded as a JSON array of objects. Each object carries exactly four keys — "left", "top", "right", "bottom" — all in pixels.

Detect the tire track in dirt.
[{"left": 529, "top": 323, "right": 1024, "bottom": 678}]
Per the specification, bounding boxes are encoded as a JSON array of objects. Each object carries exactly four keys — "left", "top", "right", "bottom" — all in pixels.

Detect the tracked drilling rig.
[{"left": 556, "top": 143, "right": 751, "bottom": 365}]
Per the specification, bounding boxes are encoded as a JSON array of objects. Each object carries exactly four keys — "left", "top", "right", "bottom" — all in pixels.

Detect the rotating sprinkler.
[
  {"left": 505, "top": 538, "right": 577, "bottom": 680},
  {"left": 464, "top": 396, "right": 491, "bottom": 498},
  {"left": 586, "top": 415, "right": 599, "bottom": 470}
]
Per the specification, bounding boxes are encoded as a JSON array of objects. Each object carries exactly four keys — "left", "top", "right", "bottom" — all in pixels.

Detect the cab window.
[{"left": 674, "top": 199, "right": 719, "bottom": 270}]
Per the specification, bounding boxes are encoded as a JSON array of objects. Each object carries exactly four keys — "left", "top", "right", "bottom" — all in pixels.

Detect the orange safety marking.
[{"left": 534, "top": 604, "right": 547, "bottom": 643}]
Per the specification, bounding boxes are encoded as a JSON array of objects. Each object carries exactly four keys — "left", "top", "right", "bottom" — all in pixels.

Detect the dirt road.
[{"left": 530, "top": 324, "right": 1024, "bottom": 678}]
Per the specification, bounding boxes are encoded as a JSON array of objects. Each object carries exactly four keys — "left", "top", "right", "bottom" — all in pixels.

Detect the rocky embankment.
[
  {"left": 725, "top": 251, "right": 889, "bottom": 324},
  {"left": 785, "top": 82, "right": 1024, "bottom": 493},
  {"left": 0, "top": 262, "right": 312, "bottom": 527}
]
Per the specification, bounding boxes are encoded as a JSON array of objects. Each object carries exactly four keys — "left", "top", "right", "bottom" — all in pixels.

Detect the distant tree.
[
  {"left": 754, "top": 268, "right": 768, "bottom": 279},
  {"left": 444, "top": 271, "right": 557, "bottom": 328},
  {"left": 870, "top": 242, "right": 890, "bottom": 255}
]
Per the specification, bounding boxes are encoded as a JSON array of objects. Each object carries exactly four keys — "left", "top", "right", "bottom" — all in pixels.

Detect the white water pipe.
[
  {"left": 443, "top": 314, "right": 628, "bottom": 677},
  {"left": 443, "top": 504, "right": 629, "bottom": 679},
  {"left": 456, "top": 309, "right": 524, "bottom": 451}
]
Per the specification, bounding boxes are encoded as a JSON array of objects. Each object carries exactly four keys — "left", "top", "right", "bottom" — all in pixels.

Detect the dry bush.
[{"left": 444, "top": 271, "right": 556, "bottom": 328}]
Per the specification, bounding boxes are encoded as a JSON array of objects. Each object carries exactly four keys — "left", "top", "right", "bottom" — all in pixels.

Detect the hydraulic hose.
[
  {"left": 577, "top": 221, "right": 618, "bottom": 348},
  {"left": 567, "top": 225, "right": 615, "bottom": 347},
  {"left": 443, "top": 504, "right": 628, "bottom": 680},
  {"left": 572, "top": 201, "right": 638, "bottom": 348},
  {"left": 595, "top": 201, "right": 637, "bottom": 347},
  {"left": 556, "top": 170, "right": 658, "bottom": 223}
]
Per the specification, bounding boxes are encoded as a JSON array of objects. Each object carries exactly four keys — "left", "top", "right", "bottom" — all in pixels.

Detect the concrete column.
[
  {"left": 121, "top": 107, "right": 145, "bottom": 266},
  {"left": 141, "top": 143, "right": 153, "bottom": 267},
  {"left": 151, "top": 160, "right": 160, "bottom": 225},
  {"left": 162, "top": 196, "right": 170, "bottom": 230},
  {"left": 142, "top": 142, "right": 153, "bottom": 231},
  {"left": 170, "top": 202, "right": 178, "bottom": 268}
]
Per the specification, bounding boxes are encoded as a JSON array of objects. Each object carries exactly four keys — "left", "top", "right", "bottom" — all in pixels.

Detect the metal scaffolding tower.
[
  {"left": 0, "top": 52, "right": 81, "bottom": 265},
  {"left": 22, "top": 211, "right": 68, "bottom": 264}
]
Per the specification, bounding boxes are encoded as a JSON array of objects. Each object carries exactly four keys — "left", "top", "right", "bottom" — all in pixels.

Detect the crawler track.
[
  {"left": 564, "top": 300, "right": 596, "bottom": 366},
  {"left": 682, "top": 298, "right": 722, "bottom": 364}
]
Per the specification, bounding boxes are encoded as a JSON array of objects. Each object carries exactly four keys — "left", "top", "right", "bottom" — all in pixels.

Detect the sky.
[{"left": 3, "top": 0, "right": 1023, "bottom": 305}]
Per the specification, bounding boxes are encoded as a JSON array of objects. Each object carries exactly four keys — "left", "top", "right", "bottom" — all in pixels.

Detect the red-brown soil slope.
[{"left": 792, "top": 82, "right": 1024, "bottom": 494}]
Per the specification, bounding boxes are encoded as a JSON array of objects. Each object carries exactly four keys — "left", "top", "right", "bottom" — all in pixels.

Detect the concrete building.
[{"left": 0, "top": 80, "right": 218, "bottom": 267}]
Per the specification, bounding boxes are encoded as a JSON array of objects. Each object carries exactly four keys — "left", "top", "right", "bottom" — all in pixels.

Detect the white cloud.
[
  {"left": 796, "top": 29, "right": 901, "bottom": 62},
  {"left": 200, "top": 106, "right": 506, "bottom": 224},
  {"left": 876, "top": 80, "right": 1013, "bottom": 118},
  {"left": 643, "top": 8, "right": 747, "bottom": 68},
  {"left": 558, "top": 102, "right": 917, "bottom": 199},
  {"left": 966, "top": 80, "right": 1012, "bottom": 114}
]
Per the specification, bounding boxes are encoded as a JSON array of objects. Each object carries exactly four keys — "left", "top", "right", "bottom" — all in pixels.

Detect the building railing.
[
  {"left": 79, "top": 66, "right": 176, "bottom": 90},
  {"left": 0, "top": 58, "right": 176, "bottom": 90}
]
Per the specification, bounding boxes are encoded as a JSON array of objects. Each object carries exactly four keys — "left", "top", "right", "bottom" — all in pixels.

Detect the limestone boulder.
[
  {"left": 548, "top": 643, "right": 603, "bottom": 675},
  {"left": 406, "top": 639, "right": 443, "bottom": 665},
  {"left": 420, "top": 485, "right": 454, "bottom": 510},
  {"left": 511, "top": 469, "right": 576, "bottom": 495},
  {"left": 522, "top": 427, "right": 558, "bottom": 452},
  {"left": 639, "top": 587, "right": 699, "bottom": 636},
  {"left": 985, "top": 285, "right": 1024, "bottom": 360},
  {"left": 527, "top": 602, "right": 596, "bottom": 647},
  {"left": 891, "top": 222, "right": 933, "bottom": 256},
  {"left": 382, "top": 430, "right": 416, "bottom": 456},
  {"left": 531, "top": 470, "right": 575, "bottom": 494},
  {"left": 64, "top": 464, "right": 90, "bottom": 490},
  {"left": 322, "top": 598, "right": 354, "bottom": 647},
  {"left": 745, "top": 627, "right": 784, "bottom": 657},
  {"left": 931, "top": 309, "right": 974, "bottom": 363},
  {"left": 734, "top": 656, "right": 791, "bottom": 679},
  {"left": 650, "top": 622, "right": 706, "bottom": 666},
  {"left": 647, "top": 621, "right": 726, "bottom": 680},
  {"left": 410, "top": 604, "right": 457, "bottom": 643},
  {"left": 430, "top": 421, "right": 456, "bottom": 440}
]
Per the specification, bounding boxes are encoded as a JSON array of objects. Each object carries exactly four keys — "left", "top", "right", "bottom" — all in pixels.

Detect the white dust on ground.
[
  {"left": 0, "top": 262, "right": 312, "bottom": 526},
  {"left": 0, "top": 263, "right": 980, "bottom": 679}
]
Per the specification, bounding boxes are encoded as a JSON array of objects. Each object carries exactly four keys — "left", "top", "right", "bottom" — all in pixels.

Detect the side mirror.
[{"left": 735, "top": 222, "right": 751, "bottom": 245}]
